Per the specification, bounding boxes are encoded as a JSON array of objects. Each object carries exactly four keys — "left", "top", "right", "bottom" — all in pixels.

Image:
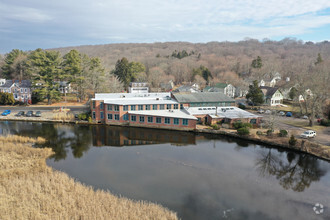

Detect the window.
[
  {"left": 165, "top": 117, "right": 170, "bottom": 124},
  {"left": 166, "top": 104, "right": 171, "bottom": 109},
  {"left": 131, "top": 105, "right": 136, "bottom": 111},
  {"left": 153, "top": 104, "right": 157, "bottom": 110},
  {"left": 180, "top": 104, "right": 183, "bottom": 109},
  {"left": 145, "top": 105, "right": 150, "bottom": 110},
  {"left": 115, "top": 114, "right": 119, "bottom": 120},
  {"left": 131, "top": 115, "right": 136, "bottom": 121},
  {"left": 138, "top": 105, "right": 143, "bottom": 110},
  {"left": 100, "top": 102, "right": 104, "bottom": 109},
  {"left": 160, "top": 104, "right": 164, "bottom": 110},
  {"left": 20, "top": 88, "right": 23, "bottom": 93},
  {"left": 148, "top": 116, "right": 153, "bottom": 123},
  {"left": 114, "top": 105, "right": 119, "bottom": 111},
  {"left": 92, "top": 101, "right": 95, "bottom": 109},
  {"left": 182, "top": 119, "right": 188, "bottom": 125},
  {"left": 100, "top": 112, "right": 104, "bottom": 119},
  {"left": 123, "top": 105, "right": 128, "bottom": 111},
  {"left": 139, "top": 116, "right": 145, "bottom": 122},
  {"left": 107, "top": 105, "right": 112, "bottom": 111},
  {"left": 25, "top": 88, "right": 27, "bottom": 93},
  {"left": 92, "top": 112, "right": 95, "bottom": 119},
  {"left": 174, "top": 104, "right": 178, "bottom": 109},
  {"left": 250, "top": 119, "right": 257, "bottom": 124},
  {"left": 123, "top": 114, "right": 129, "bottom": 121},
  {"left": 156, "top": 117, "right": 162, "bottom": 123},
  {"left": 107, "top": 114, "right": 113, "bottom": 120},
  {"left": 174, "top": 118, "right": 179, "bottom": 125}
]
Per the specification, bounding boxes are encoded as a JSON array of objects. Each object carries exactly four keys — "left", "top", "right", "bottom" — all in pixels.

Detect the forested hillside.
[{"left": 51, "top": 39, "right": 330, "bottom": 88}]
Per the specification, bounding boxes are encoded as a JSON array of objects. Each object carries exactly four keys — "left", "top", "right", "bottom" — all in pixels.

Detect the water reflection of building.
[{"left": 92, "top": 125, "right": 196, "bottom": 147}]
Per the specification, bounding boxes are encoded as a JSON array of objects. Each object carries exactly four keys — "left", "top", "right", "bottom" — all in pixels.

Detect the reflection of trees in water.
[
  {"left": 256, "top": 149, "right": 326, "bottom": 192},
  {"left": 12, "top": 122, "right": 92, "bottom": 161}
]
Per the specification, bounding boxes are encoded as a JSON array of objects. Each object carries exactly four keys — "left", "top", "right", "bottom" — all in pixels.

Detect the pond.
[{"left": 1, "top": 121, "right": 329, "bottom": 220}]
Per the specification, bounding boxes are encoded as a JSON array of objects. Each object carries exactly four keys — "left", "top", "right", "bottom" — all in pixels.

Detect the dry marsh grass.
[
  {"left": 53, "top": 112, "right": 75, "bottom": 120},
  {"left": 0, "top": 136, "right": 178, "bottom": 220}
]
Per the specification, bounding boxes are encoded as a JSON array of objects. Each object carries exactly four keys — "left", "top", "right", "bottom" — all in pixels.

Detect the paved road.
[{"left": 0, "top": 105, "right": 89, "bottom": 112}]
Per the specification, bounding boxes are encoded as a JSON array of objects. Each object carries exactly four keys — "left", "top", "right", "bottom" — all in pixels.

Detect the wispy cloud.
[{"left": 0, "top": 0, "right": 330, "bottom": 52}]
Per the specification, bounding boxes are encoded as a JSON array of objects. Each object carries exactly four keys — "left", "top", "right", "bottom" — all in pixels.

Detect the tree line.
[{"left": 0, "top": 49, "right": 118, "bottom": 104}]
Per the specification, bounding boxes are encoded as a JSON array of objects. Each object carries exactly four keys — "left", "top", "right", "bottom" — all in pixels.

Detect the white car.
[{"left": 300, "top": 130, "right": 316, "bottom": 138}]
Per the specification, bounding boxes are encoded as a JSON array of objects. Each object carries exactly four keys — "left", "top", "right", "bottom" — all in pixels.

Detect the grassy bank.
[{"left": 0, "top": 135, "right": 178, "bottom": 220}]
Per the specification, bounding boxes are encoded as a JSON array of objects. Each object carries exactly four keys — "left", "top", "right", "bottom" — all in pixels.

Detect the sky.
[{"left": 1, "top": 0, "right": 330, "bottom": 53}]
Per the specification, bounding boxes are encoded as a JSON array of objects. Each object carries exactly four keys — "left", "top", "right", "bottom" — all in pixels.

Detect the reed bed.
[
  {"left": 0, "top": 137, "right": 178, "bottom": 220},
  {"left": 53, "top": 112, "right": 75, "bottom": 120}
]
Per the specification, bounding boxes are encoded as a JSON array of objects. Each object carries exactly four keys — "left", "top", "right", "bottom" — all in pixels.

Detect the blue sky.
[{"left": 1, "top": 0, "right": 330, "bottom": 53}]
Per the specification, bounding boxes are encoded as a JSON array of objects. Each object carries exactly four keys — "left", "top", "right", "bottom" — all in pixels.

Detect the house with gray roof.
[
  {"left": 260, "top": 86, "right": 283, "bottom": 106},
  {"left": 203, "top": 83, "right": 236, "bottom": 98},
  {"left": 0, "top": 79, "right": 32, "bottom": 103}
]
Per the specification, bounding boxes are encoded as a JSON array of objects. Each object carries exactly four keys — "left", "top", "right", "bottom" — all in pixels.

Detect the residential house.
[
  {"left": 260, "top": 86, "right": 283, "bottom": 106},
  {"left": 259, "top": 72, "right": 282, "bottom": 87},
  {"left": 173, "top": 84, "right": 199, "bottom": 93},
  {"left": 128, "top": 82, "right": 149, "bottom": 93},
  {"left": 59, "top": 81, "right": 72, "bottom": 94},
  {"left": 160, "top": 80, "right": 174, "bottom": 92},
  {"left": 203, "top": 83, "right": 236, "bottom": 98},
  {"left": 0, "top": 79, "right": 32, "bottom": 103}
]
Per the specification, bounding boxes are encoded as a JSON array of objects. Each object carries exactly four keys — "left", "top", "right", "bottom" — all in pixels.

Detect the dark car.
[
  {"left": 1, "top": 110, "right": 11, "bottom": 116},
  {"left": 35, "top": 111, "right": 41, "bottom": 117},
  {"left": 26, "top": 111, "right": 34, "bottom": 117},
  {"left": 286, "top": 112, "right": 292, "bottom": 117},
  {"left": 15, "top": 111, "right": 25, "bottom": 117}
]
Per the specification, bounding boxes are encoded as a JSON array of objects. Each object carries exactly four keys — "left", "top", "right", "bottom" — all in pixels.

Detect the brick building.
[{"left": 91, "top": 92, "right": 261, "bottom": 130}]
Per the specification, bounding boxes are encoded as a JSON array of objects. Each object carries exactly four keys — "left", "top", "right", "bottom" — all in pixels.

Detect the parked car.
[
  {"left": 302, "top": 115, "right": 308, "bottom": 119},
  {"left": 35, "top": 111, "right": 41, "bottom": 117},
  {"left": 286, "top": 112, "right": 292, "bottom": 117},
  {"left": 26, "top": 111, "right": 34, "bottom": 117},
  {"left": 257, "top": 109, "right": 265, "bottom": 114},
  {"left": 265, "top": 110, "right": 272, "bottom": 114},
  {"left": 15, "top": 111, "right": 25, "bottom": 117},
  {"left": 279, "top": 111, "right": 285, "bottom": 116},
  {"left": 1, "top": 110, "right": 11, "bottom": 116},
  {"left": 300, "top": 130, "right": 316, "bottom": 138}
]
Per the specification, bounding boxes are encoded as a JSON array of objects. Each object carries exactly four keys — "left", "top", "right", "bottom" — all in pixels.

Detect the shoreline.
[
  {"left": 0, "top": 135, "right": 178, "bottom": 219},
  {"left": 1, "top": 117, "right": 329, "bottom": 162}
]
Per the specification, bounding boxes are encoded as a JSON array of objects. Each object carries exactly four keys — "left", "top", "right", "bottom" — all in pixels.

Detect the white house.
[
  {"left": 203, "top": 83, "right": 236, "bottom": 98},
  {"left": 260, "top": 86, "right": 283, "bottom": 106},
  {"left": 128, "top": 82, "right": 149, "bottom": 94}
]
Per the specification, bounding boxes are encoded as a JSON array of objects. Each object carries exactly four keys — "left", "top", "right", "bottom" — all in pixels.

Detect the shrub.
[
  {"left": 237, "top": 127, "right": 250, "bottom": 136},
  {"left": 320, "top": 119, "right": 330, "bottom": 127},
  {"left": 289, "top": 135, "right": 297, "bottom": 146},
  {"left": 238, "top": 103, "right": 246, "bottom": 109},
  {"left": 278, "top": 129, "right": 288, "bottom": 137},
  {"left": 233, "top": 122, "right": 252, "bottom": 130},
  {"left": 211, "top": 124, "right": 220, "bottom": 130},
  {"left": 233, "top": 121, "right": 243, "bottom": 129},
  {"left": 256, "top": 131, "right": 263, "bottom": 136},
  {"left": 78, "top": 112, "right": 90, "bottom": 121},
  {"left": 266, "top": 129, "right": 274, "bottom": 136}
]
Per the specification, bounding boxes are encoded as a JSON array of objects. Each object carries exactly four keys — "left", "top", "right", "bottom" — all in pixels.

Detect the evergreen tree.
[
  {"left": 1, "top": 49, "right": 28, "bottom": 79},
  {"left": 192, "top": 65, "right": 213, "bottom": 85},
  {"left": 246, "top": 80, "right": 264, "bottom": 105},
  {"left": 251, "top": 56, "right": 263, "bottom": 69},
  {"left": 112, "top": 57, "right": 145, "bottom": 91},
  {"left": 315, "top": 53, "right": 323, "bottom": 65},
  {"left": 28, "top": 49, "right": 62, "bottom": 105}
]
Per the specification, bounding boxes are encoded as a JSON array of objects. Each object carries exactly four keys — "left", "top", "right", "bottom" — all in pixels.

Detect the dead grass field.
[{"left": 0, "top": 135, "right": 178, "bottom": 220}]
